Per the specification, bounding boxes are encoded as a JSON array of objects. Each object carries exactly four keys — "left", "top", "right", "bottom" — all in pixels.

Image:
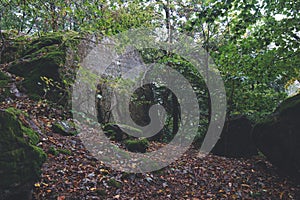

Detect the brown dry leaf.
[
  {"left": 57, "top": 196, "right": 65, "bottom": 200},
  {"left": 280, "top": 191, "right": 285, "bottom": 199}
]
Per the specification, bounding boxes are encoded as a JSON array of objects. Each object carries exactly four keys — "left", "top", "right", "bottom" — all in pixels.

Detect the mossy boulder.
[
  {"left": 125, "top": 138, "right": 149, "bottom": 153},
  {"left": 6, "top": 32, "right": 80, "bottom": 105},
  {"left": 103, "top": 124, "right": 126, "bottom": 141},
  {"left": 252, "top": 94, "right": 300, "bottom": 182},
  {"left": 52, "top": 120, "right": 78, "bottom": 136},
  {"left": 0, "top": 109, "right": 46, "bottom": 200},
  {"left": 211, "top": 115, "right": 258, "bottom": 158},
  {"left": 103, "top": 124, "right": 142, "bottom": 142}
]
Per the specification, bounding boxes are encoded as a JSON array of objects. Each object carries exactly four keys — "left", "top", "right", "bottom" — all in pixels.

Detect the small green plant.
[
  {"left": 48, "top": 147, "right": 59, "bottom": 156},
  {"left": 40, "top": 76, "right": 63, "bottom": 98},
  {"left": 57, "top": 148, "right": 72, "bottom": 155},
  {"left": 107, "top": 178, "right": 121, "bottom": 188},
  {"left": 48, "top": 147, "right": 72, "bottom": 156}
]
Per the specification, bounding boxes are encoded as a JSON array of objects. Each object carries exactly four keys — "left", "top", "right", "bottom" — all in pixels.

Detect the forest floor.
[{"left": 1, "top": 97, "right": 299, "bottom": 200}]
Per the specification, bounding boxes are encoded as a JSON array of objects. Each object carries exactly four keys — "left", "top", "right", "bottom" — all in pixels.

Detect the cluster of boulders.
[
  {"left": 2, "top": 31, "right": 299, "bottom": 189},
  {"left": 211, "top": 94, "right": 300, "bottom": 182}
]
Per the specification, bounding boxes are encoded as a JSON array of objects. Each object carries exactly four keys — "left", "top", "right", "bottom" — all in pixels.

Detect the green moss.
[
  {"left": 2, "top": 31, "right": 83, "bottom": 106},
  {"left": 57, "top": 148, "right": 72, "bottom": 155},
  {"left": 103, "top": 123, "right": 143, "bottom": 142},
  {"left": 0, "top": 110, "right": 46, "bottom": 188},
  {"left": 5, "top": 107, "right": 28, "bottom": 117},
  {"left": 24, "top": 35, "right": 63, "bottom": 56},
  {"left": 43, "top": 51, "right": 66, "bottom": 64},
  {"left": 0, "top": 71, "right": 9, "bottom": 80},
  {"left": 125, "top": 138, "right": 149, "bottom": 153},
  {"left": 5, "top": 108, "right": 39, "bottom": 145},
  {"left": 48, "top": 146, "right": 72, "bottom": 156},
  {"left": 22, "top": 126, "right": 39, "bottom": 145},
  {"left": 31, "top": 145, "right": 47, "bottom": 161},
  {"left": 52, "top": 123, "right": 64, "bottom": 132},
  {"left": 107, "top": 178, "right": 121, "bottom": 188},
  {"left": 0, "top": 79, "right": 9, "bottom": 86},
  {"left": 6, "top": 32, "right": 80, "bottom": 104},
  {"left": 8, "top": 55, "right": 63, "bottom": 101},
  {"left": 52, "top": 121, "right": 78, "bottom": 136},
  {"left": 250, "top": 192, "right": 262, "bottom": 197},
  {"left": 48, "top": 147, "right": 59, "bottom": 156}
]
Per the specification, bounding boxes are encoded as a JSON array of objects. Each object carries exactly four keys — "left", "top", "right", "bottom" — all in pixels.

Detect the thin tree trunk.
[{"left": 172, "top": 93, "right": 179, "bottom": 135}]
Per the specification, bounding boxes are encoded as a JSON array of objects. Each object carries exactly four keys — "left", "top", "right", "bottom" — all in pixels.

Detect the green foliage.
[
  {"left": 0, "top": 0, "right": 157, "bottom": 34},
  {"left": 1, "top": 0, "right": 299, "bottom": 141},
  {"left": 274, "top": 94, "right": 300, "bottom": 116}
]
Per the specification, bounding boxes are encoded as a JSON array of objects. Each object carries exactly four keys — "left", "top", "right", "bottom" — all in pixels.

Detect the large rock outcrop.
[
  {"left": 252, "top": 94, "right": 300, "bottom": 181},
  {"left": 0, "top": 32, "right": 85, "bottom": 106},
  {"left": 0, "top": 109, "right": 46, "bottom": 200},
  {"left": 211, "top": 115, "right": 258, "bottom": 158}
]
